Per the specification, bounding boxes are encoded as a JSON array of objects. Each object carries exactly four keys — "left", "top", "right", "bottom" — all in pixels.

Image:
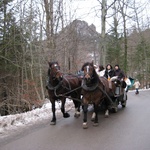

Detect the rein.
[
  {"left": 47, "top": 79, "right": 62, "bottom": 90},
  {"left": 47, "top": 74, "right": 82, "bottom": 102},
  {"left": 54, "top": 86, "right": 82, "bottom": 97},
  {"left": 54, "top": 84, "right": 82, "bottom": 103},
  {"left": 97, "top": 85, "right": 114, "bottom": 104}
]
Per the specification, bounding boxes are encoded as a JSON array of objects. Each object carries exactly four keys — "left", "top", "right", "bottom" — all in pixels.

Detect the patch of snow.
[{"left": 0, "top": 98, "right": 74, "bottom": 139}]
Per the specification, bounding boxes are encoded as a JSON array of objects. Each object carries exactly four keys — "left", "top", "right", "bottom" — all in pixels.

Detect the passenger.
[
  {"left": 123, "top": 75, "right": 131, "bottom": 101},
  {"left": 111, "top": 65, "right": 126, "bottom": 95},
  {"left": 113, "top": 64, "right": 125, "bottom": 81},
  {"left": 94, "top": 64, "right": 99, "bottom": 74},
  {"left": 104, "top": 64, "right": 115, "bottom": 80},
  {"left": 124, "top": 75, "right": 131, "bottom": 92},
  {"left": 97, "top": 65, "right": 105, "bottom": 77},
  {"left": 104, "top": 64, "right": 115, "bottom": 89}
]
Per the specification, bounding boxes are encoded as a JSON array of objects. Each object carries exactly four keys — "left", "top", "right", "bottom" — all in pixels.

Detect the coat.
[
  {"left": 133, "top": 81, "right": 140, "bottom": 89},
  {"left": 104, "top": 69, "right": 115, "bottom": 79},
  {"left": 114, "top": 68, "right": 125, "bottom": 80}
]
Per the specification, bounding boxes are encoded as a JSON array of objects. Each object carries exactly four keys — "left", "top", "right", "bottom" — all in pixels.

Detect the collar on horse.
[
  {"left": 81, "top": 79, "right": 99, "bottom": 91},
  {"left": 47, "top": 75, "right": 72, "bottom": 92},
  {"left": 47, "top": 79, "right": 63, "bottom": 90}
]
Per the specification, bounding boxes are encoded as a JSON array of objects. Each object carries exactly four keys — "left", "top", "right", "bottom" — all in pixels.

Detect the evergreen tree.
[
  {"left": 106, "top": 16, "right": 122, "bottom": 66},
  {"left": 0, "top": 0, "right": 25, "bottom": 71}
]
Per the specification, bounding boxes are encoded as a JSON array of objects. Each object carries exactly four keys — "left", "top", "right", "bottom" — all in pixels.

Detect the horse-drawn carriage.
[{"left": 46, "top": 61, "right": 128, "bottom": 129}]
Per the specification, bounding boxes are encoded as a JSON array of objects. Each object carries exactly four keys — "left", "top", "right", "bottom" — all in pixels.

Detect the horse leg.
[
  {"left": 91, "top": 112, "right": 96, "bottom": 121},
  {"left": 50, "top": 100, "right": 56, "bottom": 125},
  {"left": 83, "top": 103, "right": 88, "bottom": 129},
  {"left": 73, "top": 100, "right": 81, "bottom": 118},
  {"left": 93, "top": 103, "right": 99, "bottom": 126},
  {"left": 61, "top": 98, "right": 70, "bottom": 118},
  {"left": 104, "top": 99, "right": 109, "bottom": 118}
]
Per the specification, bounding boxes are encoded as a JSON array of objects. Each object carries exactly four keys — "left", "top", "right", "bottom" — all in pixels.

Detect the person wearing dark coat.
[
  {"left": 114, "top": 65, "right": 125, "bottom": 80},
  {"left": 104, "top": 64, "right": 115, "bottom": 79},
  {"left": 113, "top": 65, "right": 127, "bottom": 90}
]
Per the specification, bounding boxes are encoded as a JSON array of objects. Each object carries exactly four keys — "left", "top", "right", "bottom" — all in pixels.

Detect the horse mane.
[
  {"left": 91, "top": 68, "right": 100, "bottom": 84},
  {"left": 81, "top": 62, "right": 93, "bottom": 71}
]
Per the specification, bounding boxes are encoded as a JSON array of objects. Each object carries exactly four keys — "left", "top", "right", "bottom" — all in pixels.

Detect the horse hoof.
[
  {"left": 104, "top": 110, "right": 109, "bottom": 118},
  {"left": 93, "top": 122, "right": 99, "bottom": 126},
  {"left": 74, "top": 113, "right": 80, "bottom": 118},
  {"left": 63, "top": 113, "right": 70, "bottom": 118},
  {"left": 83, "top": 122, "right": 88, "bottom": 129},
  {"left": 91, "top": 118, "right": 95, "bottom": 122},
  {"left": 50, "top": 121, "right": 56, "bottom": 125},
  {"left": 105, "top": 114, "right": 109, "bottom": 118}
]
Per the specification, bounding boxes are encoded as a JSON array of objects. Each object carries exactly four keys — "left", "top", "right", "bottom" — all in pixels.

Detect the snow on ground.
[{"left": 0, "top": 98, "right": 74, "bottom": 139}]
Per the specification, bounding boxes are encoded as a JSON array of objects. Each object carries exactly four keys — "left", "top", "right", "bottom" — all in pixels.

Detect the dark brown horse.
[
  {"left": 46, "top": 62, "right": 82, "bottom": 125},
  {"left": 81, "top": 62, "right": 115, "bottom": 129}
]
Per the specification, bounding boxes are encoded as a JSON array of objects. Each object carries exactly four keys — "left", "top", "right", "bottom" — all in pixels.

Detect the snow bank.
[{"left": 0, "top": 99, "right": 74, "bottom": 138}]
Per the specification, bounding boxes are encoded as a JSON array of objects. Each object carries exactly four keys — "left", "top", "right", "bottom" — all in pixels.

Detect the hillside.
[{"left": 55, "top": 19, "right": 101, "bottom": 72}]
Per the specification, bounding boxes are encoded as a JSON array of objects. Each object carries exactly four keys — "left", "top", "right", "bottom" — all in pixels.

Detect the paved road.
[{"left": 1, "top": 90, "right": 150, "bottom": 150}]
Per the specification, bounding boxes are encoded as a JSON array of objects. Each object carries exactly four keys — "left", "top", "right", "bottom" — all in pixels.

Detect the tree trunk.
[{"left": 101, "top": 0, "right": 107, "bottom": 66}]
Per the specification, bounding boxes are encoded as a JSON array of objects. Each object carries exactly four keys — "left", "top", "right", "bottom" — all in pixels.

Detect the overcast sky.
[
  {"left": 66, "top": 0, "right": 101, "bottom": 32},
  {"left": 66, "top": 0, "right": 150, "bottom": 33}
]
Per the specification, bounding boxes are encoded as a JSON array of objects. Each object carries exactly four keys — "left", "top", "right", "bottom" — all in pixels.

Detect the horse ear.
[
  {"left": 48, "top": 62, "right": 53, "bottom": 68},
  {"left": 91, "top": 61, "right": 94, "bottom": 66},
  {"left": 48, "top": 61, "right": 51, "bottom": 67}
]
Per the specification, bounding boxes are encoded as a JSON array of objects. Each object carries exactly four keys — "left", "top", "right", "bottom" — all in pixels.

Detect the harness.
[
  {"left": 47, "top": 79, "right": 63, "bottom": 91},
  {"left": 81, "top": 79, "right": 99, "bottom": 91},
  {"left": 47, "top": 75, "right": 82, "bottom": 102},
  {"left": 82, "top": 77, "right": 114, "bottom": 104}
]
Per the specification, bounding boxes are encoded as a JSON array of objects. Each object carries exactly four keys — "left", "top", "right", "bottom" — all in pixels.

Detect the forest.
[{"left": 0, "top": 0, "right": 150, "bottom": 115}]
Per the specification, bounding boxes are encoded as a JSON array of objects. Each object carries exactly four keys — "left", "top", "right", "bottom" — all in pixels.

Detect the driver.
[{"left": 110, "top": 65, "right": 125, "bottom": 81}]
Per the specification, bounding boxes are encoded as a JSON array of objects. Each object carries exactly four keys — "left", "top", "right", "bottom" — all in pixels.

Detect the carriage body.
[{"left": 110, "top": 80, "right": 127, "bottom": 112}]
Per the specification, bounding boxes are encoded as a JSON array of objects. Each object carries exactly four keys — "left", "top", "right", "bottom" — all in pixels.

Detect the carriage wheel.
[
  {"left": 112, "top": 99, "right": 118, "bottom": 113},
  {"left": 112, "top": 106, "right": 118, "bottom": 113},
  {"left": 122, "top": 101, "right": 126, "bottom": 108},
  {"left": 121, "top": 95, "right": 127, "bottom": 108}
]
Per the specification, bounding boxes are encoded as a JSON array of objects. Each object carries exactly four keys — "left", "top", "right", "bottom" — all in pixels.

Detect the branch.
[{"left": 0, "top": 55, "right": 21, "bottom": 68}]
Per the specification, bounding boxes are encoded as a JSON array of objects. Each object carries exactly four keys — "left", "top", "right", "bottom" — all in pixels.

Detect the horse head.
[
  {"left": 48, "top": 61, "right": 63, "bottom": 81},
  {"left": 81, "top": 62, "right": 95, "bottom": 83}
]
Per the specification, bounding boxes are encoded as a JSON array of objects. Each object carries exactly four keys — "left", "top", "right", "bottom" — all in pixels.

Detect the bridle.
[
  {"left": 84, "top": 65, "right": 93, "bottom": 80},
  {"left": 50, "top": 63, "right": 62, "bottom": 80},
  {"left": 82, "top": 64, "right": 99, "bottom": 91}
]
